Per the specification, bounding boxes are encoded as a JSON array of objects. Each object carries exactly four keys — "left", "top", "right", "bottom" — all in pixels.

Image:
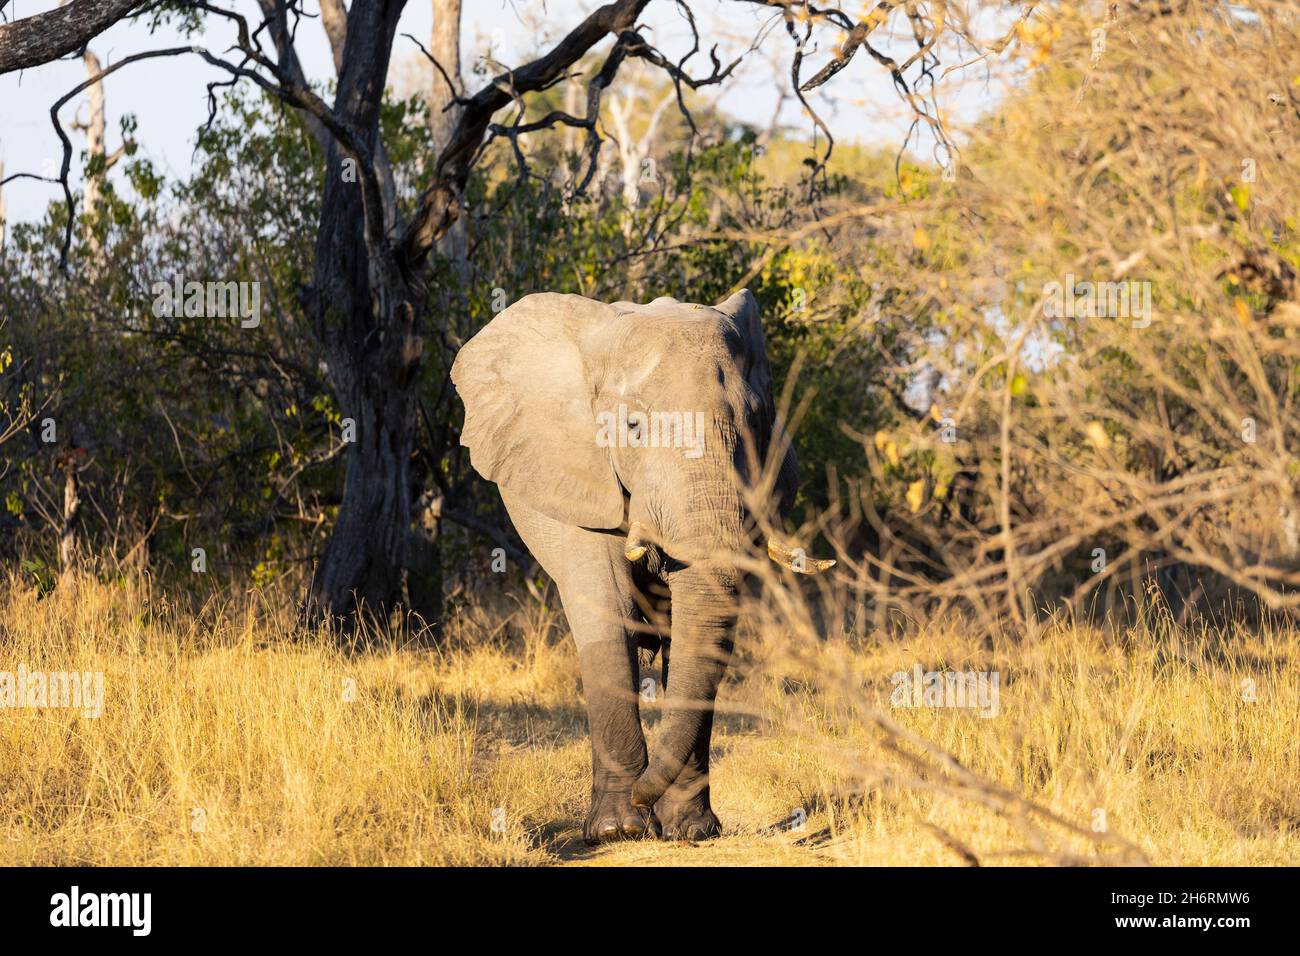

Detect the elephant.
[{"left": 451, "top": 289, "right": 833, "bottom": 844}]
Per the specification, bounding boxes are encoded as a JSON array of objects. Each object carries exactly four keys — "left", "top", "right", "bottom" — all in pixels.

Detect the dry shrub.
[{"left": 793, "top": 1, "right": 1300, "bottom": 628}]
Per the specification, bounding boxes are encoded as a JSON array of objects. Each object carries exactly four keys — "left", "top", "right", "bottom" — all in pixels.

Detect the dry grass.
[{"left": 1, "top": 573, "right": 1297, "bottom": 866}]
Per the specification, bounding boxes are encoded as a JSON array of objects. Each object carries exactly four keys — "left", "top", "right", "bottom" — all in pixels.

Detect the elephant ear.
[
  {"left": 715, "top": 289, "right": 799, "bottom": 512},
  {"left": 452, "top": 293, "right": 625, "bottom": 528}
]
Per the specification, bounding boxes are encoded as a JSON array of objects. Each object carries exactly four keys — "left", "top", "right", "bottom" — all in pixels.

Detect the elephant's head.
[{"left": 452, "top": 289, "right": 832, "bottom": 807}]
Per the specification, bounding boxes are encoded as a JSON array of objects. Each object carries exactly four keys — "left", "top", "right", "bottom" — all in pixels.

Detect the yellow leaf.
[
  {"left": 929, "top": 404, "right": 943, "bottom": 423},
  {"left": 1085, "top": 421, "right": 1111, "bottom": 451},
  {"left": 874, "top": 430, "right": 889, "bottom": 452},
  {"left": 906, "top": 479, "right": 926, "bottom": 513},
  {"left": 1010, "top": 373, "right": 1028, "bottom": 397},
  {"left": 885, "top": 440, "right": 900, "bottom": 467},
  {"left": 1234, "top": 297, "right": 1252, "bottom": 327},
  {"left": 912, "top": 227, "right": 930, "bottom": 251}
]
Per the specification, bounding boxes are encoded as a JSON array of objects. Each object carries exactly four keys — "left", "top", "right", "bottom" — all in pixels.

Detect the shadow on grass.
[{"left": 360, "top": 673, "right": 769, "bottom": 861}]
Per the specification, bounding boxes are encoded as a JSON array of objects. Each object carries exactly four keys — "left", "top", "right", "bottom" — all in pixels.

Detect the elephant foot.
[
  {"left": 655, "top": 790, "right": 722, "bottom": 842},
  {"left": 583, "top": 788, "right": 662, "bottom": 845}
]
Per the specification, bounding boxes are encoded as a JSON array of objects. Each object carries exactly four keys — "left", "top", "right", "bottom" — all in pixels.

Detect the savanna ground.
[{"left": 3, "top": 572, "right": 1296, "bottom": 867}]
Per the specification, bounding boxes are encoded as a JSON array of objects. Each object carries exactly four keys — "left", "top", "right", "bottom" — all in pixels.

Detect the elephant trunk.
[
  {"left": 629, "top": 418, "right": 786, "bottom": 809},
  {"left": 630, "top": 430, "right": 742, "bottom": 809}
]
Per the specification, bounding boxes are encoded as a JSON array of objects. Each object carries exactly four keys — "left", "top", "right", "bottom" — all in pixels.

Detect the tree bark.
[
  {"left": 319, "top": 0, "right": 348, "bottom": 73},
  {"left": 377, "top": 0, "right": 469, "bottom": 636},
  {"left": 429, "top": 0, "right": 466, "bottom": 268},
  {"left": 302, "top": 0, "right": 400, "bottom": 231},
  {"left": 0, "top": 0, "right": 143, "bottom": 76},
  {"left": 306, "top": 369, "right": 417, "bottom": 626},
  {"left": 302, "top": 0, "right": 421, "bottom": 629},
  {"left": 79, "top": 51, "right": 107, "bottom": 222},
  {"left": 59, "top": 459, "right": 81, "bottom": 573},
  {"left": 72, "top": 49, "right": 128, "bottom": 260}
]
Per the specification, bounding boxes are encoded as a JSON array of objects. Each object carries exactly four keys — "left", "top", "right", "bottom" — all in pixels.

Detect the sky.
[{"left": 0, "top": 0, "right": 1012, "bottom": 225}]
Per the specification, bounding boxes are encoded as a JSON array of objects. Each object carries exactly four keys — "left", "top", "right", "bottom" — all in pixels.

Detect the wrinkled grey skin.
[{"left": 452, "top": 290, "right": 802, "bottom": 843}]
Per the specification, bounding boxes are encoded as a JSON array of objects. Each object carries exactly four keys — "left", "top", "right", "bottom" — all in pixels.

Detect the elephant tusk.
[
  {"left": 625, "top": 521, "right": 650, "bottom": 562},
  {"left": 767, "top": 536, "right": 836, "bottom": 575}
]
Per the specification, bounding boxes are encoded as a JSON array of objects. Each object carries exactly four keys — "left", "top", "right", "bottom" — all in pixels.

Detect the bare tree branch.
[
  {"left": 0, "top": 0, "right": 145, "bottom": 75},
  {"left": 252, "top": 0, "right": 328, "bottom": 151},
  {"left": 798, "top": 0, "right": 901, "bottom": 92},
  {"left": 398, "top": 0, "right": 653, "bottom": 267}
]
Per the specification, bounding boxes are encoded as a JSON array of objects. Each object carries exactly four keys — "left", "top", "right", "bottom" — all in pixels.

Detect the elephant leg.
[
  {"left": 636, "top": 566, "right": 733, "bottom": 841},
  {"left": 626, "top": 580, "right": 714, "bottom": 838},
  {"left": 654, "top": 709, "right": 721, "bottom": 841},
  {"left": 497, "top": 488, "right": 658, "bottom": 844},
  {"left": 576, "top": 634, "right": 659, "bottom": 844}
]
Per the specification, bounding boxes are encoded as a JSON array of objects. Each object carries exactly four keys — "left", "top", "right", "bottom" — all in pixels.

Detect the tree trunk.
[
  {"left": 380, "top": 0, "right": 467, "bottom": 636},
  {"left": 59, "top": 460, "right": 80, "bottom": 573},
  {"left": 303, "top": 0, "right": 421, "bottom": 630},
  {"left": 72, "top": 48, "right": 126, "bottom": 266},
  {"left": 307, "top": 376, "right": 416, "bottom": 625},
  {"left": 80, "top": 51, "right": 107, "bottom": 227},
  {"left": 430, "top": 0, "right": 466, "bottom": 269}
]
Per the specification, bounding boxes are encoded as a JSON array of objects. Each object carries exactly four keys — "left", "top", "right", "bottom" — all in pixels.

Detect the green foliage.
[
  {"left": 20, "top": 558, "right": 56, "bottom": 598},
  {"left": 1, "top": 73, "right": 894, "bottom": 579}
]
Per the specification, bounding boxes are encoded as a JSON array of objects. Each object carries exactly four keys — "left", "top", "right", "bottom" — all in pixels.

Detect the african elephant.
[{"left": 451, "top": 290, "right": 832, "bottom": 844}]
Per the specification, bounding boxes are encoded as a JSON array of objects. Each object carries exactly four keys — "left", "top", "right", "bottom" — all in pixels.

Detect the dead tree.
[{"left": 70, "top": 48, "right": 131, "bottom": 259}]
